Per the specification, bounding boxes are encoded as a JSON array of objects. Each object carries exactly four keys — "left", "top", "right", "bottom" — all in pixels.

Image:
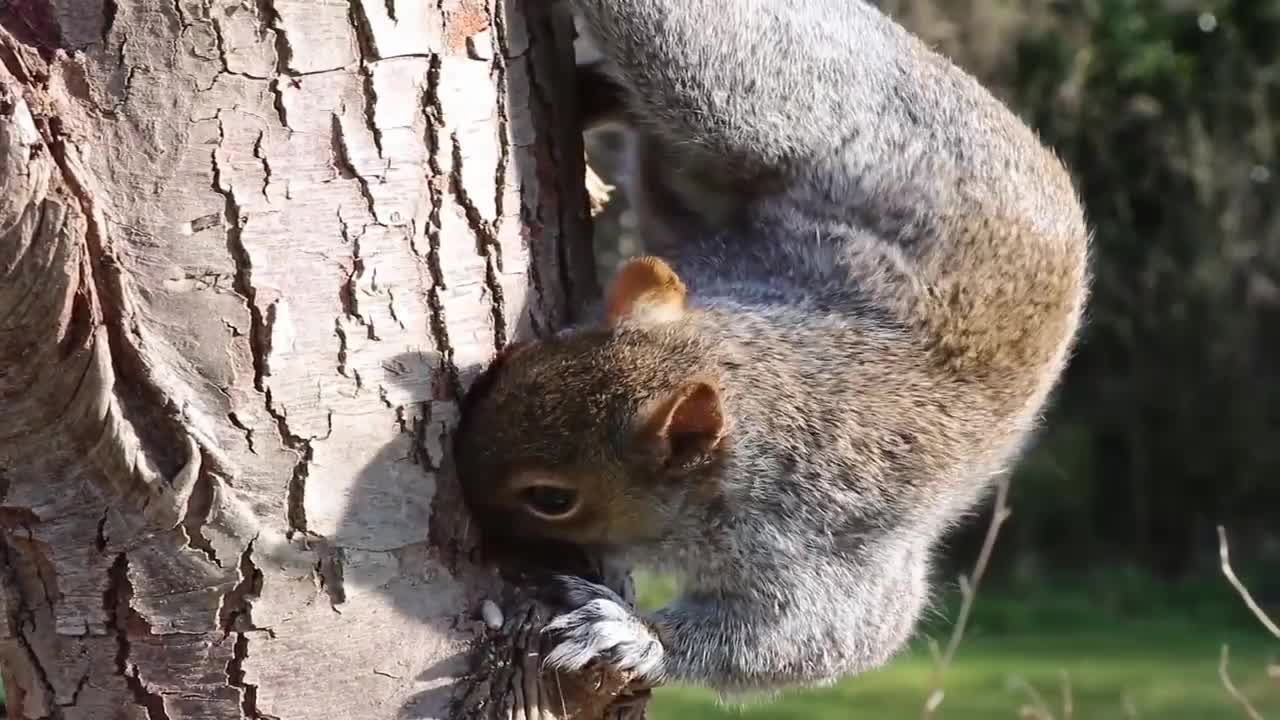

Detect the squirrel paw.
[{"left": 542, "top": 575, "right": 666, "bottom": 685}]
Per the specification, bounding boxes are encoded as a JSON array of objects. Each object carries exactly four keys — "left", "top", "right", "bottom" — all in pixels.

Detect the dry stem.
[
  {"left": 921, "top": 475, "right": 1013, "bottom": 718},
  {"left": 1216, "top": 525, "right": 1277, "bottom": 720},
  {"left": 1219, "top": 645, "right": 1266, "bottom": 720},
  {"left": 1122, "top": 693, "right": 1142, "bottom": 719},
  {"left": 1060, "top": 670, "right": 1074, "bottom": 720},
  {"left": 1218, "top": 526, "right": 1280, "bottom": 639},
  {"left": 1011, "top": 675, "right": 1055, "bottom": 720}
]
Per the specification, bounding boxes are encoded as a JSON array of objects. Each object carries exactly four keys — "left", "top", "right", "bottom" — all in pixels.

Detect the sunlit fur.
[{"left": 454, "top": 0, "right": 1089, "bottom": 696}]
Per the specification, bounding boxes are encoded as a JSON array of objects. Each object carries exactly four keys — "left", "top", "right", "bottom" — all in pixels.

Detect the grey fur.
[{"left": 454, "top": 0, "right": 1090, "bottom": 697}]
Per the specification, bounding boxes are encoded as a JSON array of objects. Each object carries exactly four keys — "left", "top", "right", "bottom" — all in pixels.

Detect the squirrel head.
[{"left": 454, "top": 257, "right": 729, "bottom": 548}]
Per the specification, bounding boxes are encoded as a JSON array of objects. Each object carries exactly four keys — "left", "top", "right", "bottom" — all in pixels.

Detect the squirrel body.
[{"left": 455, "top": 0, "right": 1089, "bottom": 695}]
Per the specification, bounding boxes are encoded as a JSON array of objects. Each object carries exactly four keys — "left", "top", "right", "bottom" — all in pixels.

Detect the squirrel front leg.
[{"left": 544, "top": 548, "right": 925, "bottom": 693}]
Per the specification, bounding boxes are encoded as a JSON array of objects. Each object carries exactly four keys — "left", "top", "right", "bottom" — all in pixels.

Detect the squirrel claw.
[{"left": 542, "top": 576, "right": 667, "bottom": 685}]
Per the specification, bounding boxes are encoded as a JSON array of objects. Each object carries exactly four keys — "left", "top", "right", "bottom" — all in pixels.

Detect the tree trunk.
[{"left": 0, "top": 1, "right": 638, "bottom": 718}]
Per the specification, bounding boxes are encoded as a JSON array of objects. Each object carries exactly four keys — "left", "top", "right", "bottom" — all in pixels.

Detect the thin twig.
[
  {"left": 1219, "top": 644, "right": 1266, "bottom": 720},
  {"left": 921, "top": 476, "right": 1013, "bottom": 719},
  {"left": 1010, "top": 675, "right": 1056, "bottom": 720},
  {"left": 1060, "top": 669, "right": 1073, "bottom": 720},
  {"left": 1122, "top": 692, "right": 1142, "bottom": 719},
  {"left": 1218, "top": 526, "right": 1280, "bottom": 639},
  {"left": 926, "top": 636, "right": 943, "bottom": 665}
]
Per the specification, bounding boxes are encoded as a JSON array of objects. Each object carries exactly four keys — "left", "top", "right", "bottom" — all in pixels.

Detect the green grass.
[
  {"left": 650, "top": 628, "right": 1277, "bottom": 719},
  {"left": 636, "top": 571, "right": 1280, "bottom": 720}
]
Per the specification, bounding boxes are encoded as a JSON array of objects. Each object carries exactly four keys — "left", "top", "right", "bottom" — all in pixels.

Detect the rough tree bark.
[{"left": 0, "top": 1, "right": 640, "bottom": 718}]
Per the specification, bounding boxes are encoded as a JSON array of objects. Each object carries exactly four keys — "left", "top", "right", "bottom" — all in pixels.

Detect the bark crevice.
[
  {"left": 422, "top": 53, "right": 461, "bottom": 396},
  {"left": 347, "top": 0, "right": 384, "bottom": 155},
  {"left": 330, "top": 112, "right": 379, "bottom": 223},
  {"left": 284, "top": 444, "right": 311, "bottom": 536},
  {"left": 212, "top": 113, "right": 266, "bottom": 392},
  {"left": 256, "top": 0, "right": 292, "bottom": 76},
  {"left": 218, "top": 537, "right": 264, "bottom": 636},
  {"left": 447, "top": 130, "right": 508, "bottom": 351},
  {"left": 102, "top": 0, "right": 119, "bottom": 44},
  {"left": 181, "top": 462, "right": 222, "bottom": 567},
  {"left": 486, "top": 0, "right": 515, "bottom": 341},
  {"left": 4, "top": 536, "right": 61, "bottom": 719},
  {"left": 106, "top": 553, "right": 172, "bottom": 720},
  {"left": 225, "top": 632, "right": 272, "bottom": 720}
]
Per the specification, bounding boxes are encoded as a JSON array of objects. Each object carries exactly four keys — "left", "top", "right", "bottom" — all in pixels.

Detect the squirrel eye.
[{"left": 519, "top": 485, "right": 580, "bottom": 519}]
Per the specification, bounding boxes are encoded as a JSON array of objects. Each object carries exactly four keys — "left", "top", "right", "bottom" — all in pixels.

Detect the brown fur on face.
[
  {"left": 457, "top": 257, "right": 736, "bottom": 548},
  {"left": 455, "top": 317, "right": 728, "bottom": 548}
]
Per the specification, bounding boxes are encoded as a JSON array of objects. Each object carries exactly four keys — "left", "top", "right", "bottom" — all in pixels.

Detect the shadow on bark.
[{"left": 324, "top": 348, "right": 649, "bottom": 720}]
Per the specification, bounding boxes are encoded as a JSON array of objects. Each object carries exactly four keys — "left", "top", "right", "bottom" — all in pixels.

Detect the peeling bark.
[{"left": 0, "top": 1, "right": 633, "bottom": 718}]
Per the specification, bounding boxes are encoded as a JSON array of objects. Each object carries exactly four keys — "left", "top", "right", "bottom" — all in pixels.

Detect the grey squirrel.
[{"left": 454, "top": 0, "right": 1089, "bottom": 695}]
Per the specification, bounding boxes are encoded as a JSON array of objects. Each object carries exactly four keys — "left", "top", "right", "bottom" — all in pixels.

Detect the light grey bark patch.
[
  {"left": 353, "top": 0, "right": 445, "bottom": 60},
  {"left": 274, "top": 0, "right": 357, "bottom": 74}
]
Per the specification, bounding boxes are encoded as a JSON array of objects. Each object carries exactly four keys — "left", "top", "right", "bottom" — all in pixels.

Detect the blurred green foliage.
[{"left": 952, "top": 0, "right": 1280, "bottom": 579}]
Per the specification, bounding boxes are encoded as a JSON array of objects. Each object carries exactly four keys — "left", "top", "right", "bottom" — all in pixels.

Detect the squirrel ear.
[
  {"left": 644, "top": 381, "right": 726, "bottom": 470},
  {"left": 604, "top": 256, "right": 687, "bottom": 327}
]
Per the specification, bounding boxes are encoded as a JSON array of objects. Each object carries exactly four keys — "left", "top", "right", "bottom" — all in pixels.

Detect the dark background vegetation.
[
  {"left": 909, "top": 0, "right": 1280, "bottom": 591},
  {"left": 586, "top": 1, "right": 1279, "bottom": 715}
]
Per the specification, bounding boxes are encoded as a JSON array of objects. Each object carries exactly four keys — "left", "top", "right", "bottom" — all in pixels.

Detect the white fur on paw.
[{"left": 543, "top": 596, "right": 666, "bottom": 684}]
